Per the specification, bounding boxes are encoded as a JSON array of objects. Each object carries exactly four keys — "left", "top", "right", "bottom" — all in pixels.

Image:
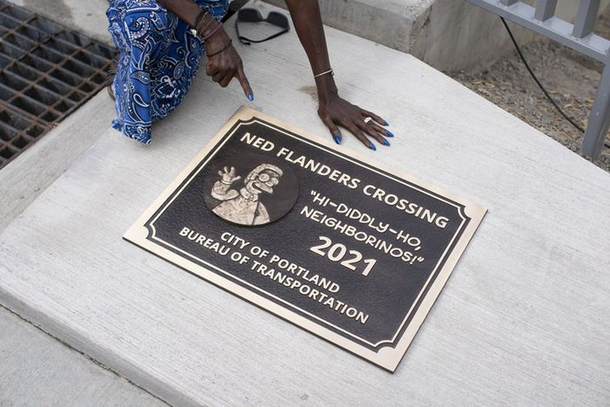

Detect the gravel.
[{"left": 450, "top": 12, "right": 610, "bottom": 173}]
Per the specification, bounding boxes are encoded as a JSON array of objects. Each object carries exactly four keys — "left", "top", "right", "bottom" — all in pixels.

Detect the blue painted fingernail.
[
  {"left": 333, "top": 135, "right": 342, "bottom": 145},
  {"left": 381, "top": 137, "right": 390, "bottom": 146},
  {"left": 368, "top": 141, "right": 376, "bottom": 151},
  {"left": 383, "top": 119, "right": 389, "bottom": 126},
  {"left": 247, "top": 92, "right": 254, "bottom": 101},
  {"left": 385, "top": 129, "right": 394, "bottom": 138}
]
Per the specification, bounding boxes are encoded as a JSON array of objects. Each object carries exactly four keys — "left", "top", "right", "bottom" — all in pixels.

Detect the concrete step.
[
  {"left": 264, "top": 0, "right": 610, "bottom": 72},
  {"left": 12, "top": 0, "right": 610, "bottom": 72},
  {"left": 262, "top": 0, "right": 528, "bottom": 72},
  {"left": 8, "top": 0, "right": 112, "bottom": 45},
  {"left": 0, "top": 306, "right": 168, "bottom": 407},
  {"left": 1, "top": 1, "right": 610, "bottom": 406}
]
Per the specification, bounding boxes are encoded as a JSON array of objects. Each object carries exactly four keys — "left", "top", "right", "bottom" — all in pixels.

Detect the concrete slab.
[
  {"left": 1, "top": 2, "right": 610, "bottom": 406},
  {"left": 8, "top": 0, "right": 112, "bottom": 45},
  {"left": 9, "top": 0, "right": 610, "bottom": 73},
  {"left": 264, "top": 0, "right": 534, "bottom": 72},
  {"left": 9, "top": 0, "right": 606, "bottom": 73},
  {"left": 264, "top": 0, "right": 609, "bottom": 72},
  {"left": 0, "top": 92, "right": 115, "bottom": 233},
  {"left": 0, "top": 306, "right": 169, "bottom": 407}
]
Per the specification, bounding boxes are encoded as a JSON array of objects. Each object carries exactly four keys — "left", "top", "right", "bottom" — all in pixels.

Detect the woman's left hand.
[{"left": 317, "top": 94, "right": 392, "bottom": 151}]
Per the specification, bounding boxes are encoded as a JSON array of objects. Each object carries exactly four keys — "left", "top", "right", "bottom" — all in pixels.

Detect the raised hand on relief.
[{"left": 218, "top": 166, "right": 241, "bottom": 185}]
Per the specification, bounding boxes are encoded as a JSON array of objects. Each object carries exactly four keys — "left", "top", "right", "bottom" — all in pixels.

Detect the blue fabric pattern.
[{"left": 106, "top": 0, "right": 228, "bottom": 144}]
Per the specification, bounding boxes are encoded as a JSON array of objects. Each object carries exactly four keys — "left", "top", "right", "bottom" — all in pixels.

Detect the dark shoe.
[
  {"left": 107, "top": 82, "right": 115, "bottom": 101},
  {"left": 105, "top": 53, "right": 118, "bottom": 101}
]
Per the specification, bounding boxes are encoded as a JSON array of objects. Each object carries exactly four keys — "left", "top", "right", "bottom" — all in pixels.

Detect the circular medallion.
[{"left": 203, "top": 154, "right": 299, "bottom": 226}]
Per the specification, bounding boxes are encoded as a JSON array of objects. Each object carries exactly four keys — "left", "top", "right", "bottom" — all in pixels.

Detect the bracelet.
[
  {"left": 314, "top": 68, "right": 334, "bottom": 78},
  {"left": 197, "top": 15, "right": 216, "bottom": 35},
  {"left": 202, "top": 22, "right": 223, "bottom": 42},
  {"left": 190, "top": 9, "right": 213, "bottom": 38},
  {"left": 194, "top": 10, "right": 208, "bottom": 30},
  {"left": 206, "top": 39, "right": 232, "bottom": 57}
]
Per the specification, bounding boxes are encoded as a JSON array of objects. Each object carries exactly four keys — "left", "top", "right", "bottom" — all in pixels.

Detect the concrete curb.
[
  {"left": 0, "top": 305, "right": 169, "bottom": 407},
  {"left": 264, "top": 0, "right": 610, "bottom": 72},
  {"left": 0, "top": 284, "right": 200, "bottom": 407},
  {"left": 0, "top": 91, "right": 115, "bottom": 233}
]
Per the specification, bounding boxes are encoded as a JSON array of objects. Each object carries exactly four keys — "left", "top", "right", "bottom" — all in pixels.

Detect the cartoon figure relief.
[{"left": 211, "top": 164, "right": 284, "bottom": 225}]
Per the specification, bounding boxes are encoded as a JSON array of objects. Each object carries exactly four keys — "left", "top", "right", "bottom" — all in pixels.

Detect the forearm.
[
  {"left": 156, "top": 0, "right": 202, "bottom": 26},
  {"left": 284, "top": 0, "right": 338, "bottom": 104},
  {"left": 156, "top": 0, "right": 232, "bottom": 57},
  {"left": 211, "top": 181, "right": 234, "bottom": 200}
]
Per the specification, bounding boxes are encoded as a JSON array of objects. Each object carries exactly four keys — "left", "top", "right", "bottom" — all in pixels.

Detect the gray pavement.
[
  {"left": 1, "top": 1, "right": 609, "bottom": 405},
  {"left": 265, "top": 0, "right": 610, "bottom": 72},
  {"left": 0, "top": 5, "right": 152, "bottom": 405},
  {"left": 1, "top": 0, "right": 609, "bottom": 406},
  {"left": 0, "top": 306, "right": 169, "bottom": 407},
  {"left": 0, "top": 3, "right": 164, "bottom": 405},
  {"left": 8, "top": 0, "right": 112, "bottom": 44}
]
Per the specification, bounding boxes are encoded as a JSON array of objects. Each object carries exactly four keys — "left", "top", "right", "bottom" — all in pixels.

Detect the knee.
[
  {"left": 123, "top": 1, "right": 174, "bottom": 40},
  {"left": 200, "top": 0, "right": 230, "bottom": 19}
]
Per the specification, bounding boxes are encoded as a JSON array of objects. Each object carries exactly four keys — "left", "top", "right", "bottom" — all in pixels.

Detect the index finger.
[{"left": 236, "top": 64, "right": 254, "bottom": 101}]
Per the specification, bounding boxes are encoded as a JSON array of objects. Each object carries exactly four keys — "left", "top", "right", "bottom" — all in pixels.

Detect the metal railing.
[{"left": 466, "top": 0, "right": 610, "bottom": 159}]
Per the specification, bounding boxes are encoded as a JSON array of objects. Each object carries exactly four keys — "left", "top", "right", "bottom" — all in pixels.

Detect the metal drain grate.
[{"left": 0, "top": 0, "right": 114, "bottom": 169}]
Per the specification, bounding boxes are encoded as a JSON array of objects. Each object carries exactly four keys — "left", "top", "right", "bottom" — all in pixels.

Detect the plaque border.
[
  {"left": 124, "top": 106, "right": 487, "bottom": 372},
  {"left": 146, "top": 118, "right": 469, "bottom": 348}
]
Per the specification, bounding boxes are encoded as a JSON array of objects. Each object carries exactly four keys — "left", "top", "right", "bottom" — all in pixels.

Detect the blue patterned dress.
[{"left": 106, "top": 0, "right": 228, "bottom": 144}]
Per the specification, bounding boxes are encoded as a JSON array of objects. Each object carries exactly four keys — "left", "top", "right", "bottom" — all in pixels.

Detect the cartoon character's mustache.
[{"left": 252, "top": 181, "right": 273, "bottom": 193}]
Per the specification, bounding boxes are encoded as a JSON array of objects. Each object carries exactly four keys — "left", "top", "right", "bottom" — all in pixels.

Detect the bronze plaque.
[{"left": 124, "top": 107, "right": 486, "bottom": 372}]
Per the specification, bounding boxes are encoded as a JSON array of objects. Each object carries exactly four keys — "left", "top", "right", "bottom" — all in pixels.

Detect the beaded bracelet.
[
  {"left": 206, "top": 39, "right": 232, "bottom": 57},
  {"left": 202, "top": 22, "right": 223, "bottom": 42},
  {"left": 314, "top": 68, "right": 334, "bottom": 78},
  {"left": 191, "top": 9, "right": 214, "bottom": 39},
  {"left": 194, "top": 10, "right": 208, "bottom": 30}
]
